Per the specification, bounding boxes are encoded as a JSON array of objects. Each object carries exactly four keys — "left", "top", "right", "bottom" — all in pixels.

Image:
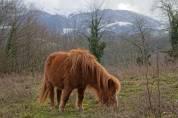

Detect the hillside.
[{"left": 35, "top": 9, "right": 162, "bottom": 34}]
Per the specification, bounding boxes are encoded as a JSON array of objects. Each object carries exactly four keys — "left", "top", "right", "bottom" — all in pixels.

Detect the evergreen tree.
[
  {"left": 88, "top": 9, "right": 106, "bottom": 63},
  {"left": 170, "top": 12, "right": 178, "bottom": 58}
]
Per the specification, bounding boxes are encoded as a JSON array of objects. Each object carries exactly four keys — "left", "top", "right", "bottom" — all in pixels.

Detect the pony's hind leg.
[
  {"left": 48, "top": 83, "right": 55, "bottom": 109},
  {"left": 76, "top": 88, "right": 85, "bottom": 112},
  {"left": 59, "top": 87, "right": 73, "bottom": 112},
  {"left": 56, "top": 88, "right": 62, "bottom": 107}
]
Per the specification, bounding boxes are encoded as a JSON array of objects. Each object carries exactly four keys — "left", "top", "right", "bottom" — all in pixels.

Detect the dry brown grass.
[
  {"left": 0, "top": 65, "right": 178, "bottom": 118},
  {"left": 0, "top": 73, "right": 41, "bottom": 118}
]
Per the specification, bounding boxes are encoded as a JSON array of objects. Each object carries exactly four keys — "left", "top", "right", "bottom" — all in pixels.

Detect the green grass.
[
  {"left": 17, "top": 95, "right": 99, "bottom": 118},
  {"left": 0, "top": 73, "right": 178, "bottom": 118}
]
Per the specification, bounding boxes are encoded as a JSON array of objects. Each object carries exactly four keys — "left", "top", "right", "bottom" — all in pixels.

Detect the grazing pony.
[{"left": 39, "top": 49, "right": 121, "bottom": 112}]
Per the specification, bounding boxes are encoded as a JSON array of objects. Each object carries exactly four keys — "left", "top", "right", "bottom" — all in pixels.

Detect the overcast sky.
[{"left": 25, "top": 0, "right": 159, "bottom": 18}]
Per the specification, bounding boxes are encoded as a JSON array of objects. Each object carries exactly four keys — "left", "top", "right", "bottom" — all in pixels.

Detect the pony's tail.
[
  {"left": 39, "top": 55, "right": 53, "bottom": 103},
  {"left": 39, "top": 78, "right": 49, "bottom": 103}
]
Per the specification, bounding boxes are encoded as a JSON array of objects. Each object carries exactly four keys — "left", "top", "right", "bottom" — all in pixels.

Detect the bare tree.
[
  {"left": 157, "top": 0, "right": 178, "bottom": 59},
  {"left": 127, "top": 17, "right": 154, "bottom": 116},
  {"left": 0, "top": 0, "right": 46, "bottom": 73},
  {"left": 0, "top": 0, "right": 14, "bottom": 47},
  {"left": 127, "top": 17, "right": 151, "bottom": 67}
]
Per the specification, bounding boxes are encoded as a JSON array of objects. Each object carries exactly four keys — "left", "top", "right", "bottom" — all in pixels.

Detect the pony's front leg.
[
  {"left": 76, "top": 88, "right": 85, "bottom": 112},
  {"left": 59, "top": 88, "right": 73, "bottom": 112}
]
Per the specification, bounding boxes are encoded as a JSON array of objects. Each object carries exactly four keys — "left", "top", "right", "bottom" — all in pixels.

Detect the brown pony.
[{"left": 39, "top": 49, "right": 121, "bottom": 112}]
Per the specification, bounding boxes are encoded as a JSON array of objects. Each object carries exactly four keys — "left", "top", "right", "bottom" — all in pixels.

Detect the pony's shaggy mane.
[{"left": 63, "top": 48, "right": 120, "bottom": 92}]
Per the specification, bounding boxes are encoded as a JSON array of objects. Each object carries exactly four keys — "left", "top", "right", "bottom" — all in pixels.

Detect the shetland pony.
[{"left": 39, "top": 49, "right": 121, "bottom": 112}]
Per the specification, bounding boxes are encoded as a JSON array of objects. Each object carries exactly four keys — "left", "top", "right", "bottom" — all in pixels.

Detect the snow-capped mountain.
[{"left": 35, "top": 9, "right": 162, "bottom": 35}]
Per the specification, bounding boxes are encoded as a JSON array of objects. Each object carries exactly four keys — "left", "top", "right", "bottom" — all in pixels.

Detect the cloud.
[{"left": 117, "top": 3, "right": 138, "bottom": 11}]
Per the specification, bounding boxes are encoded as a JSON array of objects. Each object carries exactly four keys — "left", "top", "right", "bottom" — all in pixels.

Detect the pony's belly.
[
  {"left": 49, "top": 77, "right": 64, "bottom": 89},
  {"left": 70, "top": 79, "right": 87, "bottom": 89}
]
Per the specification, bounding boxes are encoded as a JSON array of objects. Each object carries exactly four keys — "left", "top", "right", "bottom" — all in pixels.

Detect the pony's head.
[{"left": 99, "top": 75, "right": 121, "bottom": 108}]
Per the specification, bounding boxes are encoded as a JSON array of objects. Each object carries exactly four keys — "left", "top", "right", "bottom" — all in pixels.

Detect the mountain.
[
  {"left": 35, "top": 9, "right": 162, "bottom": 35},
  {"left": 35, "top": 10, "right": 67, "bottom": 32}
]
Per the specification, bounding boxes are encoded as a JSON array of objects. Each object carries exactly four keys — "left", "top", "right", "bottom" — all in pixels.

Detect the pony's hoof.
[
  {"left": 50, "top": 106, "right": 55, "bottom": 110},
  {"left": 55, "top": 105, "right": 59, "bottom": 109},
  {"left": 78, "top": 107, "right": 84, "bottom": 112},
  {"left": 59, "top": 108, "right": 64, "bottom": 113}
]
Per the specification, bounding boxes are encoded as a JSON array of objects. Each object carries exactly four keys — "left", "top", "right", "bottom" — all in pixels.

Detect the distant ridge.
[{"left": 34, "top": 9, "right": 161, "bottom": 34}]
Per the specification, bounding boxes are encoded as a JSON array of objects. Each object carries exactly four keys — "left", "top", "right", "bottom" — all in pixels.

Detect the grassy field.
[{"left": 0, "top": 72, "right": 178, "bottom": 118}]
